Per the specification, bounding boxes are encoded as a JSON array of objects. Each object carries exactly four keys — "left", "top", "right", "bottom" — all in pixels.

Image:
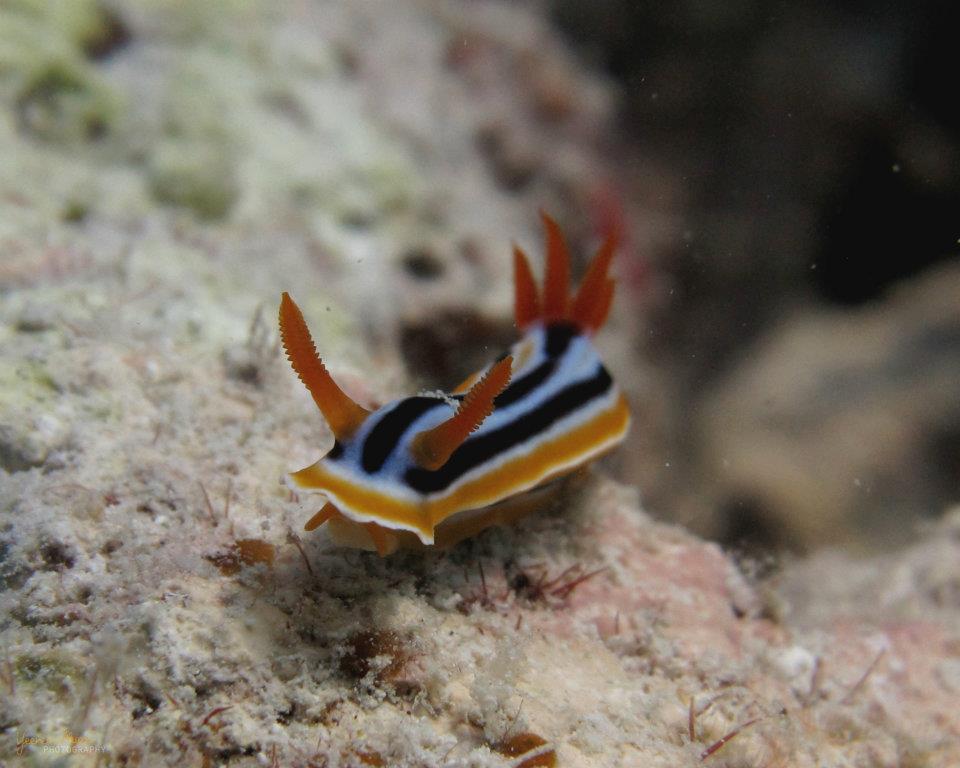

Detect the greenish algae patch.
[
  {"left": 147, "top": 138, "right": 238, "bottom": 220},
  {"left": 0, "top": 359, "right": 66, "bottom": 472},
  {"left": 0, "top": 0, "right": 115, "bottom": 53},
  {"left": 15, "top": 58, "right": 120, "bottom": 143},
  {"left": 15, "top": 650, "right": 87, "bottom": 696},
  {"left": 0, "top": 359, "right": 60, "bottom": 407},
  {"left": 144, "top": 51, "right": 243, "bottom": 219},
  {"left": 0, "top": 0, "right": 124, "bottom": 144}
]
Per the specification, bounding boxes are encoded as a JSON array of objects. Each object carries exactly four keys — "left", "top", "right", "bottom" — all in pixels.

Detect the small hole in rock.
[
  {"left": 102, "top": 538, "right": 122, "bottom": 555},
  {"left": 400, "top": 310, "right": 515, "bottom": 385},
  {"left": 83, "top": 6, "right": 132, "bottom": 61},
  {"left": 717, "top": 494, "right": 789, "bottom": 576},
  {"left": 924, "top": 420, "right": 960, "bottom": 511},
  {"left": 402, "top": 249, "right": 445, "bottom": 280},
  {"left": 40, "top": 541, "right": 75, "bottom": 570},
  {"left": 339, "top": 630, "right": 407, "bottom": 683},
  {"left": 130, "top": 683, "right": 163, "bottom": 720}
]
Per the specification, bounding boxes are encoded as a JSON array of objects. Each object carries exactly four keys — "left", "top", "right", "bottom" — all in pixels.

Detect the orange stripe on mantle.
[{"left": 289, "top": 394, "right": 630, "bottom": 541}]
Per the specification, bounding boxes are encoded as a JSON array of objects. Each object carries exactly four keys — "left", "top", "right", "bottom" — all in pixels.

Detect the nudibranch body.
[{"left": 281, "top": 213, "right": 630, "bottom": 555}]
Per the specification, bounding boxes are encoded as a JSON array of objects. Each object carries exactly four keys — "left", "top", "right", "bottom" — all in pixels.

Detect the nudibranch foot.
[
  {"left": 304, "top": 502, "right": 338, "bottom": 532},
  {"left": 321, "top": 481, "right": 567, "bottom": 553}
]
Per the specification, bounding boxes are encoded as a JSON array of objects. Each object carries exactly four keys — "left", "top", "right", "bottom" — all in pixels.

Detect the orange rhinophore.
[
  {"left": 278, "top": 292, "right": 369, "bottom": 440},
  {"left": 411, "top": 356, "right": 513, "bottom": 471}
]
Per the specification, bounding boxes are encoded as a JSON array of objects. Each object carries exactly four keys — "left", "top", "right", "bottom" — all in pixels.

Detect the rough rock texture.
[
  {"left": 4, "top": 454, "right": 960, "bottom": 766},
  {"left": 1, "top": 2, "right": 959, "bottom": 767}
]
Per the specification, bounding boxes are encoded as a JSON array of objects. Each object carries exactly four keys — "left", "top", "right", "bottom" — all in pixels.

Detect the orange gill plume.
[
  {"left": 514, "top": 212, "right": 618, "bottom": 333},
  {"left": 512, "top": 244, "right": 541, "bottom": 330},
  {"left": 539, "top": 210, "right": 571, "bottom": 322},
  {"left": 570, "top": 229, "right": 618, "bottom": 332}
]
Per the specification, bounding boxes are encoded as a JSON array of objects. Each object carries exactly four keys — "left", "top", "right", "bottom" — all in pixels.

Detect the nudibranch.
[{"left": 280, "top": 212, "right": 630, "bottom": 555}]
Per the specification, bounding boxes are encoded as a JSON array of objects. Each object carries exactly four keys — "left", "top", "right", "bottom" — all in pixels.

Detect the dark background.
[{"left": 551, "top": 0, "right": 960, "bottom": 555}]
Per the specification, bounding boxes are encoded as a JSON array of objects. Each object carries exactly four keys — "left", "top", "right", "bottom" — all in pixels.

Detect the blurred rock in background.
[{"left": 550, "top": 0, "right": 960, "bottom": 552}]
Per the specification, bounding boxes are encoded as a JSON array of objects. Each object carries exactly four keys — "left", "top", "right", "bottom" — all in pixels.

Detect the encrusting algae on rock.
[{"left": 0, "top": 1, "right": 958, "bottom": 767}]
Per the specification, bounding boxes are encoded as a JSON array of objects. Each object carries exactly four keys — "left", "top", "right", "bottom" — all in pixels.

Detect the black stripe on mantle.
[
  {"left": 358, "top": 324, "right": 580, "bottom": 473},
  {"left": 361, "top": 397, "right": 445, "bottom": 472},
  {"left": 404, "top": 364, "right": 613, "bottom": 494}
]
